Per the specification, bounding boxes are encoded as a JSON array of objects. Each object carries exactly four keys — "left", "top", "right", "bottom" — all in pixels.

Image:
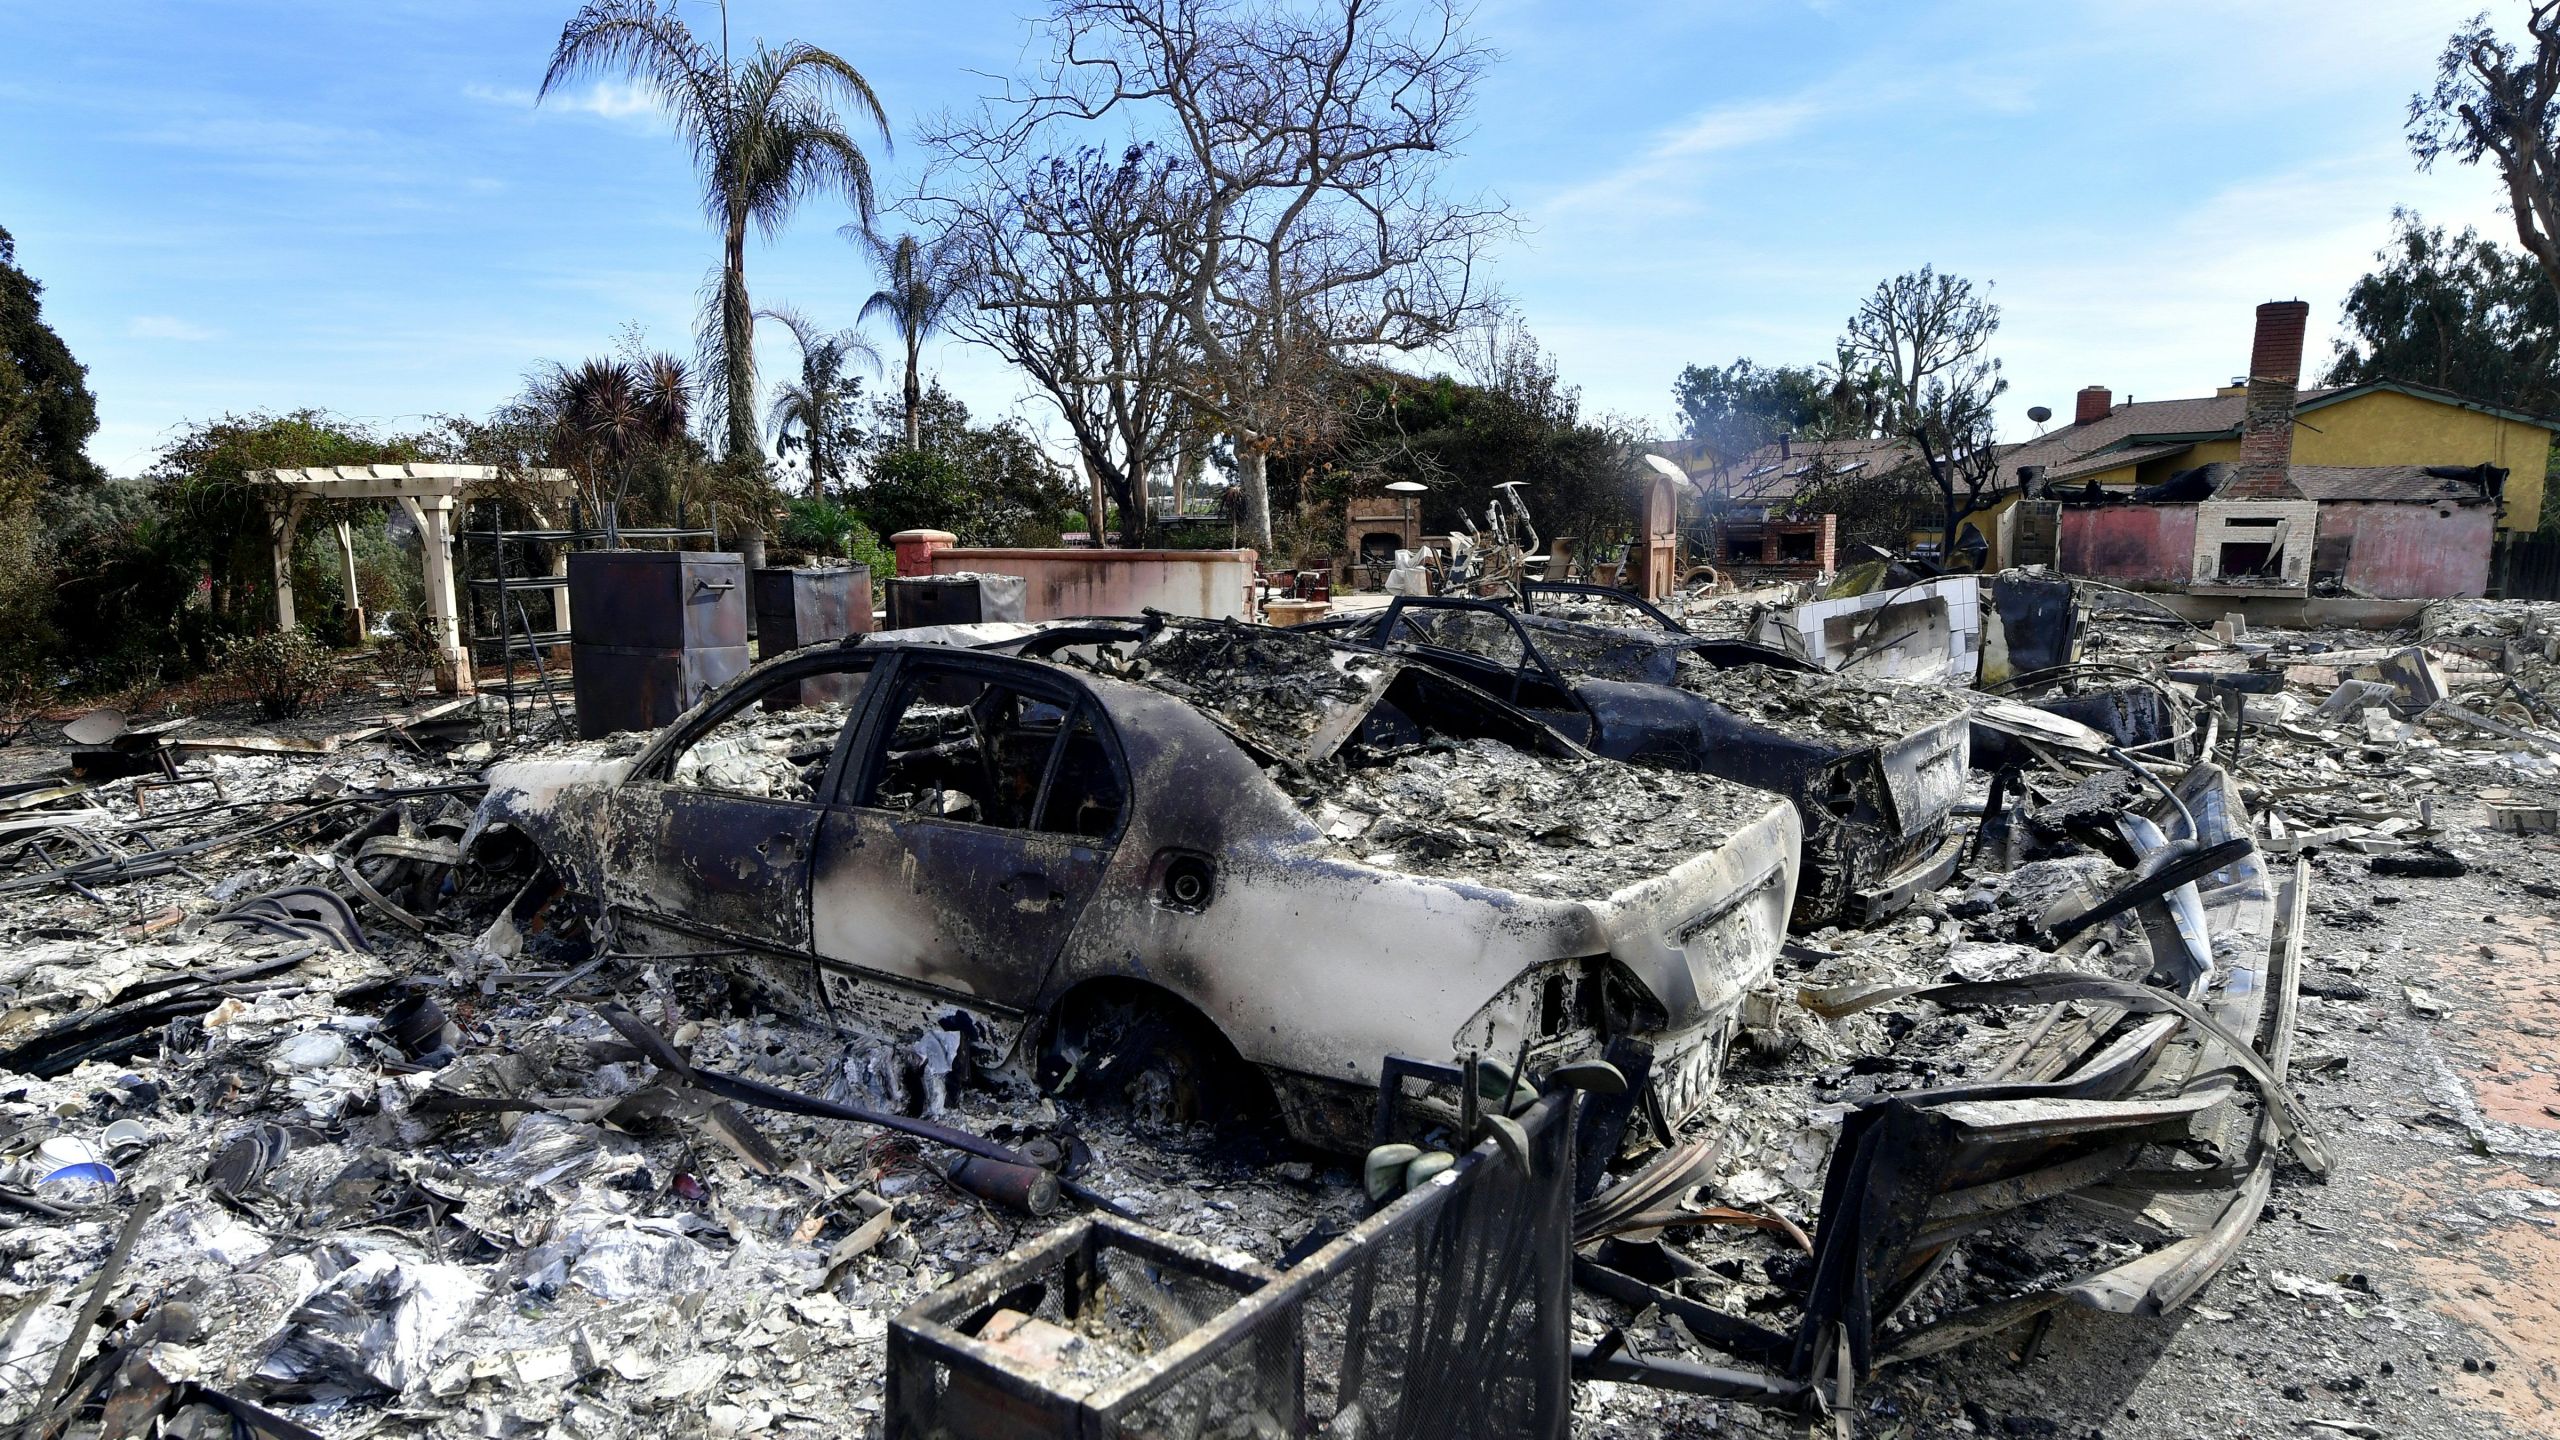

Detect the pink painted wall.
[
  {"left": 2318, "top": 502, "right": 2492, "bottom": 599},
  {"left": 2057, "top": 504, "right": 2199, "bottom": 587},
  {"left": 930, "top": 548, "right": 1259, "bottom": 620}
]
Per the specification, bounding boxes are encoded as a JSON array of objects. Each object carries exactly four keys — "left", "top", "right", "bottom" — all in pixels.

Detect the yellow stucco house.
[{"left": 2006, "top": 379, "right": 2555, "bottom": 532}]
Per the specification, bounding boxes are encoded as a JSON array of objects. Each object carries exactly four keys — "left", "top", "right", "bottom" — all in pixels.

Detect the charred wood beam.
[
  {"left": 1571, "top": 1341, "right": 1822, "bottom": 1415},
  {"left": 1573, "top": 1257, "right": 1793, "bottom": 1366},
  {"left": 590, "top": 1003, "right": 1132, "bottom": 1217}
]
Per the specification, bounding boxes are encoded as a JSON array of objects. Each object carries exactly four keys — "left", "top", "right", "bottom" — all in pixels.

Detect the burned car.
[
  {"left": 1310, "top": 595, "right": 1972, "bottom": 929},
  {"left": 471, "top": 628, "right": 1800, "bottom": 1149}
]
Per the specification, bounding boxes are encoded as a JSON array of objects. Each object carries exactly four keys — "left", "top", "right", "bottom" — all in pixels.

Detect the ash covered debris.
[
  {"left": 1667, "top": 655, "right": 1974, "bottom": 749},
  {"left": 8, "top": 582, "right": 2560, "bottom": 1438},
  {"left": 1286, "top": 737, "right": 1773, "bottom": 900},
  {"left": 1081, "top": 618, "right": 1390, "bottom": 760}
]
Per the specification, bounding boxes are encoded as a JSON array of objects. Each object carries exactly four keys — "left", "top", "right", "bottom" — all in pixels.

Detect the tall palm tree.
[
  {"left": 855, "top": 230, "right": 962, "bottom": 450},
  {"left": 759, "top": 305, "right": 878, "bottom": 498},
  {"left": 541, "top": 0, "right": 888, "bottom": 463}
]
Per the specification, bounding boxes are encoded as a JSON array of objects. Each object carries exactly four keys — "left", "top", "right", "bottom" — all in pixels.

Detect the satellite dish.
[
  {"left": 2027, "top": 405, "right": 2053, "bottom": 424},
  {"left": 1383, "top": 480, "right": 1428, "bottom": 493},
  {"left": 1641, "top": 454, "right": 1687, "bottom": 482}
]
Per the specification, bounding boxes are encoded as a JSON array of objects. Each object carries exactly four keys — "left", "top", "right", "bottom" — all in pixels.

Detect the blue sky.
[{"left": 0, "top": 0, "right": 2530, "bottom": 476}]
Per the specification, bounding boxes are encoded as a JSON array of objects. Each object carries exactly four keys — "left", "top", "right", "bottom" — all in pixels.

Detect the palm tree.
[
  {"left": 760, "top": 305, "right": 878, "bottom": 498},
  {"left": 541, "top": 0, "right": 888, "bottom": 463},
  {"left": 545, "top": 353, "right": 693, "bottom": 541},
  {"left": 855, "top": 230, "right": 963, "bottom": 450}
]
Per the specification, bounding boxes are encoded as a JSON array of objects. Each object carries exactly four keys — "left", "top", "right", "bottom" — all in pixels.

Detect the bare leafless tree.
[
  {"left": 1839, "top": 266, "right": 2008, "bottom": 560},
  {"left": 926, "top": 0, "right": 1513, "bottom": 551},
  {"left": 2411, "top": 5, "right": 2560, "bottom": 302},
  {"left": 935, "top": 144, "right": 1198, "bottom": 545}
]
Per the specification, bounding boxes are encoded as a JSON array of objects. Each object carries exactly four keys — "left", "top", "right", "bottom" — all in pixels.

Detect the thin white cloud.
[
  {"left": 1656, "top": 95, "right": 1825, "bottom": 161},
  {"left": 465, "top": 80, "right": 663, "bottom": 124},
  {"left": 1540, "top": 92, "right": 1829, "bottom": 219},
  {"left": 127, "top": 315, "right": 217, "bottom": 342}
]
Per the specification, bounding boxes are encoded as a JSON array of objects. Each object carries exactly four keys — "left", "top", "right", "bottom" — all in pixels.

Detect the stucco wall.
[
  {"left": 2057, "top": 504, "right": 2199, "bottom": 587},
  {"left": 2077, "top": 389, "right": 2552, "bottom": 532},
  {"left": 928, "top": 548, "right": 1257, "bottom": 621},
  {"left": 2316, "top": 502, "right": 2493, "bottom": 599},
  {"left": 2296, "top": 390, "right": 2549, "bottom": 533}
]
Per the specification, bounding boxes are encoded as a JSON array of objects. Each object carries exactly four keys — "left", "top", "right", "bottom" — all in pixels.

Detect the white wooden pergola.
[{"left": 248, "top": 464, "right": 573, "bottom": 693}]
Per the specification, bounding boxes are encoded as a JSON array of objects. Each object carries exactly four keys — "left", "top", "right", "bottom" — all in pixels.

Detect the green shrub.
[
  {"left": 780, "top": 495, "right": 895, "bottom": 577},
  {"left": 217, "top": 626, "right": 335, "bottom": 720}
]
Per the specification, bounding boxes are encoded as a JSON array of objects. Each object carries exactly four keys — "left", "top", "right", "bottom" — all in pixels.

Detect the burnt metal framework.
[
  {"left": 460, "top": 503, "right": 715, "bottom": 736},
  {"left": 887, "top": 1094, "right": 1580, "bottom": 1440},
  {"left": 1603, "top": 763, "right": 2319, "bottom": 1414}
]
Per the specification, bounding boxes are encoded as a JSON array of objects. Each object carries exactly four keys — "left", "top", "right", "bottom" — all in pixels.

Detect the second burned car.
[
  {"left": 1309, "top": 593, "right": 1973, "bottom": 929},
  {"left": 469, "top": 623, "right": 1800, "bottom": 1149}
]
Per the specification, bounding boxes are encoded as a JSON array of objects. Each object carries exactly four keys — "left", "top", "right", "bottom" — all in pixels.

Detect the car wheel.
[{"left": 1043, "top": 992, "right": 1241, "bottom": 1130}]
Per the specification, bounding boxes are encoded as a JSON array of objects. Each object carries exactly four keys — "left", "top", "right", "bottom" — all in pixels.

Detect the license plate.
[{"left": 1649, "top": 1023, "right": 1730, "bottom": 1126}]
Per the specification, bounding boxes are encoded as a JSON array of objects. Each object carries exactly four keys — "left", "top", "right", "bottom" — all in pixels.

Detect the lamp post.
[{"left": 1384, "top": 480, "right": 1427, "bottom": 548}]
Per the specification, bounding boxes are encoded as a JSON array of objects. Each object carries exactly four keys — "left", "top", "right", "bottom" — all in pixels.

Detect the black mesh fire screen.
[{"left": 887, "top": 1093, "right": 1578, "bottom": 1440}]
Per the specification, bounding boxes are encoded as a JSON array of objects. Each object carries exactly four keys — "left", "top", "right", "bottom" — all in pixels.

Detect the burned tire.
[{"left": 1040, "top": 988, "right": 1261, "bottom": 1131}]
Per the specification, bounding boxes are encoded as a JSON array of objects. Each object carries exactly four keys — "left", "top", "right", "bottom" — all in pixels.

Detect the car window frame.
[
  {"left": 1517, "top": 580, "right": 1689, "bottom": 634},
  {"left": 1377, "top": 597, "right": 1590, "bottom": 705},
  {"left": 625, "top": 648, "right": 881, "bottom": 804},
  {"left": 837, "top": 649, "right": 1133, "bottom": 846}
]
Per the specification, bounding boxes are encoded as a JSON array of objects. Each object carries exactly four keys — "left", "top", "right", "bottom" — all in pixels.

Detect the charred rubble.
[{"left": 3, "top": 586, "right": 2554, "bottom": 1438}]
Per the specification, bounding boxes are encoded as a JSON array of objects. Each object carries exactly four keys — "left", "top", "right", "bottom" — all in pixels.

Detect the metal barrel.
[{"left": 944, "top": 1154, "right": 1060, "bottom": 1216}]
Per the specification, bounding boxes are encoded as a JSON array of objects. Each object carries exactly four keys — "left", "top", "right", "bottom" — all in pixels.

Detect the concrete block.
[{"left": 2490, "top": 803, "right": 2560, "bottom": 835}]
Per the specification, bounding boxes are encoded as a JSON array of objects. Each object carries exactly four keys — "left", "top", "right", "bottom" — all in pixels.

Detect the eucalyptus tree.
[
  {"left": 541, "top": 0, "right": 889, "bottom": 461},
  {"left": 760, "top": 305, "right": 879, "bottom": 497},
  {"left": 856, "top": 230, "right": 966, "bottom": 450},
  {"left": 2411, "top": 6, "right": 2560, "bottom": 303},
  {"left": 1838, "top": 266, "right": 2006, "bottom": 556}
]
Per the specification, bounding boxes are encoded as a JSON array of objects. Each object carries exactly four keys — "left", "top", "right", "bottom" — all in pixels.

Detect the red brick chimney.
[
  {"left": 2223, "top": 300, "right": 2309, "bottom": 499},
  {"left": 2074, "top": 386, "right": 2112, "bottom": 426}
]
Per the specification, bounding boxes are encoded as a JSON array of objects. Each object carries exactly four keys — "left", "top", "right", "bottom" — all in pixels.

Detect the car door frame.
[
  {"left": 1366, "top": 596, "right": 1603, "bottom": 747},
  {"left": 806, "top": 646, "right": 1133, "bottom": 1019},
  {"left": 598, "top": 647, "right": 880, "bottom": 964}
]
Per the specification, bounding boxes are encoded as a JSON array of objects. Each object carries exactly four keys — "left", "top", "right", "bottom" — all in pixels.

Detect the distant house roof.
[
  {"left": 2288, "top": 465, "right": 2499, "bottom": 503},
  {"left": 2007, "top": 379, "right": 2560, "bottom": 487},
  {"left": 2042, "top": 440, "right": 2200, "bottom": 484},
  {"left": 1705, "top": 436, "right": 1922, "bottom": 507},
  {"left": 2004, "top": 389, "right": 2334, "bottom": 480}
]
